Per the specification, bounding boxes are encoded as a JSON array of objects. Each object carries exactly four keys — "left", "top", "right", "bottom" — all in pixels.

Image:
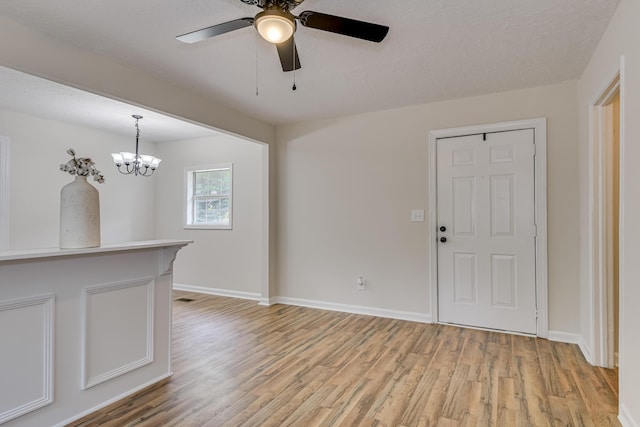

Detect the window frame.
[{"left": 184, "top": 163, "right": 233, "bottom": 230}]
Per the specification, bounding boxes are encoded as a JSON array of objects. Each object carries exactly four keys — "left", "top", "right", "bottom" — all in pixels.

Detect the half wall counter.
[{"left": 0, "top": 240, "right": 191, "bottom": 426}]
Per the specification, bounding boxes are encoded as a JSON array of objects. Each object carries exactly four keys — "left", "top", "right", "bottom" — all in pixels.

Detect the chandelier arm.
[
  {"left": 116, "top": 164, "right": 134, "bottom": 175},
  {"left": 112, "top": 115, "right": 160, "bottom": 177},
  {"left": 139, "top": 165, "right": 154, "bottom": 177}
]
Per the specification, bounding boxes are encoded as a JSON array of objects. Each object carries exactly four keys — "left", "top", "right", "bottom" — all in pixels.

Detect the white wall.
[
  {"left": 155, "top": 135, "right": 263, "bottom": 296},
  {"left": 0, "top": 109, "right": 155, "bottom": 249},
  {"left": 276, "top": 81, "right": 580, "bottom": 333},
  {"left": 577, "top": 0, "right": 640, "bottom": 424},
  {"left": 0, "top": 105, "right": 265, "bottom": 297},
  {"left": 0, "top": 15, "right": 275, "bottom": 145}
]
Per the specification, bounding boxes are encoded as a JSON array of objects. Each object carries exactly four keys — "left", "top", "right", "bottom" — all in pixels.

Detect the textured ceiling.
[{"left": 0, "top": 0, "right": 620, "bottom": 126}]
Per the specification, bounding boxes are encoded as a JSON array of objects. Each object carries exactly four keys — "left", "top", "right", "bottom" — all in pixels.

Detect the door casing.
[
  {"left": 428, "top": 118, "right": 548, "bottom": 338},
  {"left": 0, "top": 136, "right": 9, "bottom": 251},
  {"left": 588, "top": 61, "right": 624, "bottom": 368}
]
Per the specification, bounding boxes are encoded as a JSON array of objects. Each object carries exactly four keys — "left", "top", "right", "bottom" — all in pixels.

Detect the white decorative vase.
[{"left": 59, "top": 176, "right": 101, "bottom": 249}]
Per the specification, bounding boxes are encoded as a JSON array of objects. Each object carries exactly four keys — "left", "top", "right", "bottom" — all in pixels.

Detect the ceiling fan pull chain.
[
  {"left": 292, "top": 38, "right": 297, "bottom": 91},
  {"left": 255, "top": 32, "right": 260, "bottom": 96}
]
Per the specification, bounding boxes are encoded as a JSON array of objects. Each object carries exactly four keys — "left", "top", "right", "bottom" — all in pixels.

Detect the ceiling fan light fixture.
[{"left": 255, "top": 9, "right": 295, "bottom": 44}]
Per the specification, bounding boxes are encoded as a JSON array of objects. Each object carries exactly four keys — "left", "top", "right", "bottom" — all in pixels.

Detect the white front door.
[{"left": 436, "top": 129, "right": 537, "bottom": 334}]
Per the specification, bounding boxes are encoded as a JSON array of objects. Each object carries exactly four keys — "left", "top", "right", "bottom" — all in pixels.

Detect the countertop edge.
[{"left": 0, "top": 240, "right": 193, "bottom": 262}]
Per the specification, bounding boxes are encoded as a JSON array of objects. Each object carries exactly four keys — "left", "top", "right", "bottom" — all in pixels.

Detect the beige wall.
[
  {"left": 577, "top": 0, "right": 640, "bottom": 423},
  {"left": 0, "top": 108, "right": 156, "bottom": 249},
  {"left": 154, "top": 135, "right": 263, "bottom": 296},
  {"left": 276, "top": 80, "right": 580, "bottom": 332}
]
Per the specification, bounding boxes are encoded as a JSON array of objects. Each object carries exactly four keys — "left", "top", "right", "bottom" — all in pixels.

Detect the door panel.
[
  {"left": 453, "top": 177, "right": 476, "bottom": 236},
  {"left": 490, "top": 175, "right": 514, "bottom": 237},
  {"left": 453, "top": 253, "right": 477, "bottom": 304},
  {"left": 437, "top": 129, "right": 536, "bottom": 334},
  {"left": 491, "top": 254, "right": 516, "bottom": 307}
]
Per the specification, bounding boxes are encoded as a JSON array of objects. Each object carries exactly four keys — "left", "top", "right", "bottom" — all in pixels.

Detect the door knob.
[
  {"left": 440, "top": 226, "right": 446, "bottom": 232},
  {"left": 440, "top": 237, "right": 447, "bottom": 243}
]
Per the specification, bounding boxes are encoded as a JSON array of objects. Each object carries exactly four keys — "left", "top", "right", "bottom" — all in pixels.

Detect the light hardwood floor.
[{"left": 68, "top": 291, "right": 620, "bottom": 427}]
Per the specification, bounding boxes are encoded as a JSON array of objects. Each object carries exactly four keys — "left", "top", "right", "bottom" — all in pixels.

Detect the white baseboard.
[
  {"left": 272, "top": 296, "right": 432, "bottom": 324},
  {"left": 549, "top": 332, "right": 595, "bottom": 366},
  {"left": 170, "top": 288, "right": 592, "bottom": 353},
  {"left": 547, "top": 330, "right": 581, "bottom": 344},
  {"left": 173, "top": 285, "right": 431, "bottom": 323},
  {"left": 53, "top": 373, "right": 172, "bottom": 427},
  {"left": 619, "top": 404, "right": 639, "bottom": 427},
  {"left": 258, "top": 297, "right": 278, "bottom": 306},
  {"left": 548, "top": 331, "right": 596, "bottom": 364},
  {"left": 578, "top": 335, "right": 594, "bottom": 365},
  {"left": 173, "top": 283, "right": 260, "bottom": 301}
]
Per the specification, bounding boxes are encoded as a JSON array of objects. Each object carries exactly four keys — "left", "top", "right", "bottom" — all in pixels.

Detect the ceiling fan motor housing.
[{"left": 241, "top": 0, "right": 304, "bottom": 11}]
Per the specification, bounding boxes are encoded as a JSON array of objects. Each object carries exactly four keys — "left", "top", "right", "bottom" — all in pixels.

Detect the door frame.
[
  {"left": 0, "top": 136, "right": 9, "bottom": 250},
  {"left": 428, "top": 118, "right": 548, "bottom": 338},
  {"left": 588, "top": 59, "right": 624, "bottom": 368}
]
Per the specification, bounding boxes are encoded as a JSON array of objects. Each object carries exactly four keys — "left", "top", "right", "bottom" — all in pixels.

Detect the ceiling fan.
[{"left": 176, "top": 0, "right": 389, "bottom": 72}]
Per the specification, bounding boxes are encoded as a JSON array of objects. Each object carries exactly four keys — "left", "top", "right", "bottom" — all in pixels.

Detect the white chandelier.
[{"left": 110, "top": 115, "right": 162, "bottom": 177}]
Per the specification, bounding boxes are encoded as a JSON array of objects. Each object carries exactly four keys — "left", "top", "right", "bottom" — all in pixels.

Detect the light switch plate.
[{"left": 411, "top": 209, "right": 425, "bottom": 222}]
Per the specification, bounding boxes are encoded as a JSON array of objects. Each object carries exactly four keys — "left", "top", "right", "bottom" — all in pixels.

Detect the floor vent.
[{"left": 175, "top": 297, "right": 195, "bottom": 302}]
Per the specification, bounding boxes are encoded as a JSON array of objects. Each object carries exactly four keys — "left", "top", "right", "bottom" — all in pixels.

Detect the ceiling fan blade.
[
  {"left": 276, "top": 37, "right": 301, "bottom": 72},
  {"left": 177, "top": 18, "right": 254, "bottom": 44},
  {"left": 298, "top": 11, "right": 389, "bottom": 43}
]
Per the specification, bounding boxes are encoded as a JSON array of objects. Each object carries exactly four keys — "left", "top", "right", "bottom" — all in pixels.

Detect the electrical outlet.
[{"left": 357, "top": 276, "right": 366, "bottom": 290}]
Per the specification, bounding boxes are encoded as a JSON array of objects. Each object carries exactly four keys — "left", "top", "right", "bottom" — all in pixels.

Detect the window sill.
[{"left": 184, "top": 224, "right": 232, "bottom": 230}]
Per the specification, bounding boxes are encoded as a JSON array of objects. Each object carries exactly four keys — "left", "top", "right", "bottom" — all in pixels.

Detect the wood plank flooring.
[{"left": 68, "top": 291, "right": 620, "bottom": 427}]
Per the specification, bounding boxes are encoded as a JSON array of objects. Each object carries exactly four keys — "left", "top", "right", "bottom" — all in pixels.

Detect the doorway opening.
[{"left": 591, "top": 72, "right": 621, "bottom": 369}]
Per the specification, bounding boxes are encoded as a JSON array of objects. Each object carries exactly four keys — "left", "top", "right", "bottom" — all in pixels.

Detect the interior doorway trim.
[
  {"left": 588, "top": 57, "right": 625, "bottom": 368},
  {"left": 428, "top": 118, "right": 548, "bottom": 338},
  {"left": 259, "top": 142, "right": 272, "bottom": 305},
  {"left": 0, "top": 136, "right": 9, "bottom": 250}
]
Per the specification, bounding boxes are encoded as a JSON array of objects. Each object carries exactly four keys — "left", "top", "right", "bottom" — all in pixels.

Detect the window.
[{"left": 184, "top": 164, "right": 232, "bottom": 229}]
